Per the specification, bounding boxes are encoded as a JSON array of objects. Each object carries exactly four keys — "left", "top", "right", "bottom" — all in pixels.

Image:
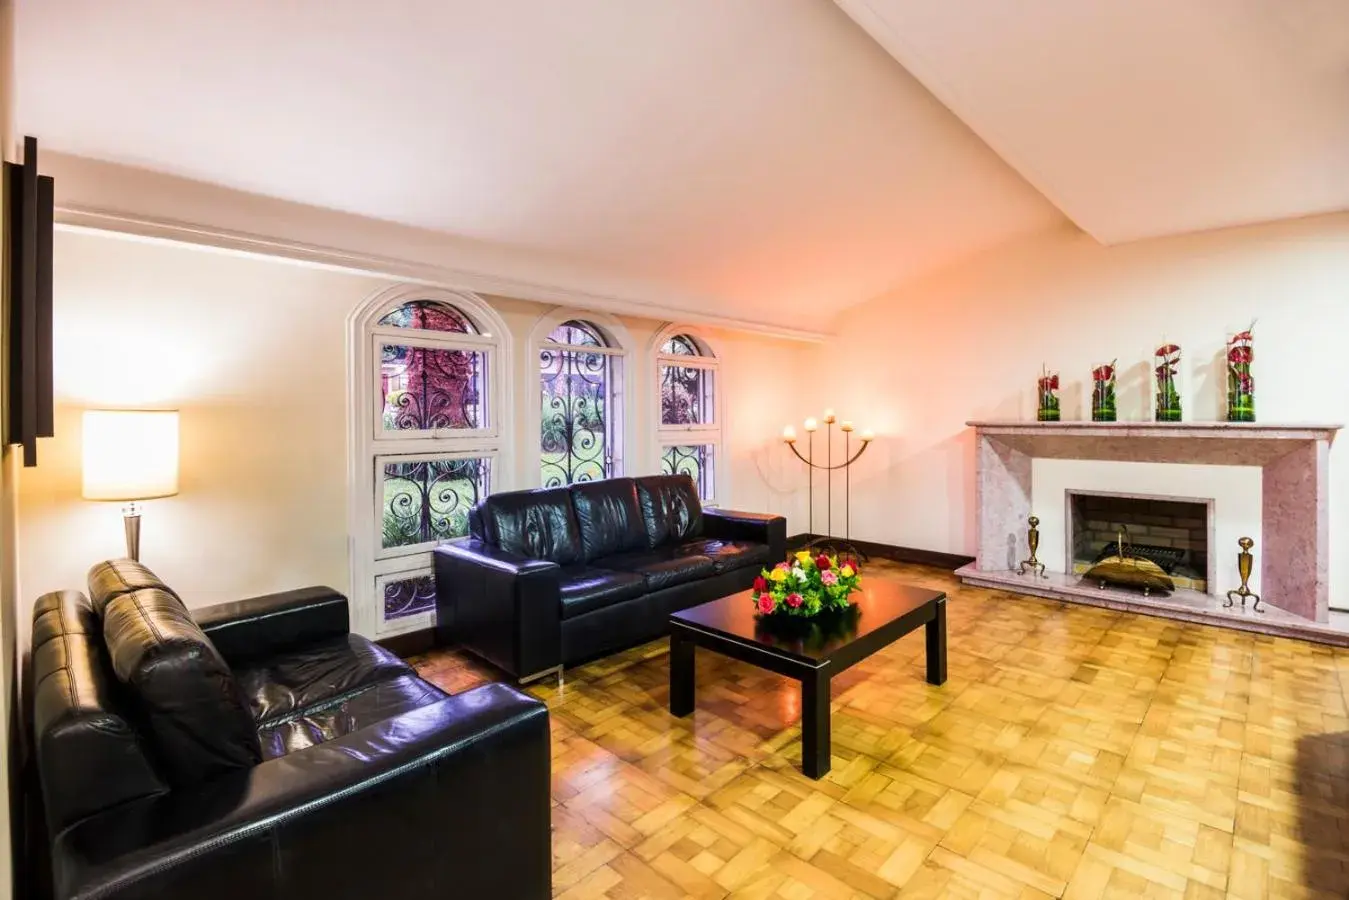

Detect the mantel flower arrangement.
[
  {"left": 752, "top": 551, "right": 860, "bottom": 618},
  {"left": 1227, "top": 324, "right": 1256, "bottom": 422},
  {"left": 1154, "top": 343, "right": 1182, "bottom": 422},
  {"left": 1091, "top": 361, "right": 1117, "bottom": 422},
  {"left": 1037, "top": 367, "right": 1061, "bottom": 422}
]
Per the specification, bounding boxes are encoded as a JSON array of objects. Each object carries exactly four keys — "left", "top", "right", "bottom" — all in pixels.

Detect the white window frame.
[
  {"left": 652, "top": 324, "right": 725, "bottom": 505},
  {"left": 348, "top": 286, "right": 513, "bottom": 638},
  {"left": 527, "top": 308, "right": 636, "bottom": 488}
]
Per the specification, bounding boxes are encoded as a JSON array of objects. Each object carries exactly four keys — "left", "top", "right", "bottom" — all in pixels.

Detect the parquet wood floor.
[{"left": 409, "top": 561, "right": 1349, "bottom": 899}]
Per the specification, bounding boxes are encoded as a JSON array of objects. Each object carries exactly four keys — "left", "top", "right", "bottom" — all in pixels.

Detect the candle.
[
  {"left": 803, "top": 418, "right": 818, "bottom": 432},
  {"left": 782, "top": 425, "right": 797, "bottom": 443},
  {"left": 859, "top": 429, "right": 875, "bottom": 442},
  {"left": 840, "top": 421, "right": 854, "bottom": 432},
  {"left": 823, "top": 408, "right": 836, "bottom": 423}
]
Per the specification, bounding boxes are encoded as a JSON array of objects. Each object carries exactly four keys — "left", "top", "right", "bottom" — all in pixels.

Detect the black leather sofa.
[
  {"left": 31, "top": 560, "right": 551, "bottom": 900},
  {"left": 434, "top": 474, "right": 787, "bottom": 681}
]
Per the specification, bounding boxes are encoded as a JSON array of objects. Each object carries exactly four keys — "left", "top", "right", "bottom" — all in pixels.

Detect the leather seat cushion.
[
  {"left": 558, "top": 566, "right": 647, "bottom": 619},
  {"left": 678, "top": 539, "right": 772, "bottom": 574},
  {"left": 570, "top": 479, "right": 648, "bottom": 561},
  {"left": 472, "top": 487, "right": 584, "bottom": 565},
  {"left": 235, "top": 635, "right": 414, "bottom": 725},
  {"left": 634, "top": 475, "right": 704, "bottom": 548},
  {"left": 256, "top": 674, "right": 448, "bottom": 760},
  {"left": 101, "top": 588, "right": 262, "bottom": 787},
  {"left": 594, "top": 549, "right": 717, "bottom": 592},
  {"left": 87, "top": 559, "right": 181, "bottom": 616}
]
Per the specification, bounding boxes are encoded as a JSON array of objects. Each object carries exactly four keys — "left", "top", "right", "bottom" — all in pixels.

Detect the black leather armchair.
[
  {"left": 435, "top": 474, "right": 787, "bottom": 680},
  {"left": 32, "top": 561, "right": 551, "bottom": 900}
]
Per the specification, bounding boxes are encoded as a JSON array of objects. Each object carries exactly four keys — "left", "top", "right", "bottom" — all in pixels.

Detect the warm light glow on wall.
[{"left": 81, "top": 410, "right": 181, "bottom": 501}]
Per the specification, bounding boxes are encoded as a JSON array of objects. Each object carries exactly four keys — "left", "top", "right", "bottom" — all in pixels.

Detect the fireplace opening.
[{"left": 1067, "top": 492, "right": 1211, "bottom": 592}]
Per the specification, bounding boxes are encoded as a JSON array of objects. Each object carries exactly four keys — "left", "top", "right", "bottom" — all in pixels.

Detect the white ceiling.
[
  {"left": 837, "top": 0, "right": 1349, "bottom": 244},
  {"left": 14, "top": 0, "right": 1060, "bottom": 327}
]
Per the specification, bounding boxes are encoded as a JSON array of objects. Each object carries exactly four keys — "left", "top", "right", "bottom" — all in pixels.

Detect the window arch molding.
[
  {"left": 346, "top": 284, "right": 513, "bottom": 638},
  {"left": 526, "top": 307, "right": 637, "bottom": 488},
  {"left": 649, "top": 323, "right": 726, "bottom": 504}
]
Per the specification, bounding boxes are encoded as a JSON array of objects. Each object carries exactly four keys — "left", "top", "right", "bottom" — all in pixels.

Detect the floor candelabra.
[{"left": 782, "top": 410, "right": 874, "bottom": 564}]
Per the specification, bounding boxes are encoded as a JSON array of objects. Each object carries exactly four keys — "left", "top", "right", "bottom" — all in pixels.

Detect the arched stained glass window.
[
  {"left": 656, "top": 329, "right": 719, "bottom": 501},
  {"left": 378, "top": 299, "right": 477, "bottom": 333},
  {"left": 540, "top": 319, "right": 621, "bottom": 486}
]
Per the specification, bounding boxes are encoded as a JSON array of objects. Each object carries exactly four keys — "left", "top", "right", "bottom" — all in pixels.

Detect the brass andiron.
[
  {"left": 1225, "top": 536, "right": 1263, "bottom": 613},
  {"left": 1018, "top": 515, "right": 1046, "bottom": 577}
]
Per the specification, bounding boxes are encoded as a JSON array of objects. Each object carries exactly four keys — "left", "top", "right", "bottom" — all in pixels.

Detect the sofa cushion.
[
  {"left": 31, "top": 590, "right": 168, "bottom": 834},
  {"left": 87, "top": 559, "right": 180, "bottom": 616},
  {"left": 234, "top": 635, "right": 414, "bottom": 725},
  {"left": 557, "top": 565, "right": 647, "bottom": 620},
  {"left": 679, "top": 538, "right": 772, "bottom": 574},
  {"left": 634, "top": 475, "right": 704, "bottom": 549},
  {"left": 595, "top": 549, "right": 717, "bottom": 592},
  {"left": 570, "top": 478, "right": 647, "bottom": 561},
  {"left": 472, "top": 487, "right": 584, "bottom": 566},
  {"left": 256, "top": 674, "right": 448, "bottom": 760},
  {"left": 102, "top": 588, "right": 262, "bottom": 786}
]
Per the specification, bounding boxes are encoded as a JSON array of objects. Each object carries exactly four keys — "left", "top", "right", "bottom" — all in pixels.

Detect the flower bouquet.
[
  {"left": 1227, "top": 324, "right": 1255, "bottom": 422},
  {"left": 1091, "top": 361, "right": 1117, "bottom": 422},
  {"left": 1154, "top": 343, "right": 1182, "bottom": 422},
  {"left": 1037, "top": 367, "right": 1061, "bottom": 422},
  {"left": 752, "top": 551, "right": 860, "bottom": 618}
]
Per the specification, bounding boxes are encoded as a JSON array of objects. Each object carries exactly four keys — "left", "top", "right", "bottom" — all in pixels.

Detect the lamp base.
[{"left": 123, "top": 502, "right": 141, "bottom": 561}]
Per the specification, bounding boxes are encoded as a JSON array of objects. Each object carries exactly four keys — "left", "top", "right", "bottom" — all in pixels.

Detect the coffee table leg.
[
  {"left": 670, "top": 630, "right": 695, "bottom": 717},
  {"left": 926, "top": 597, "right": 948, "bottom": 686},
  {"left": 801, "top": 670, "right": 830, "bottom": 779}
]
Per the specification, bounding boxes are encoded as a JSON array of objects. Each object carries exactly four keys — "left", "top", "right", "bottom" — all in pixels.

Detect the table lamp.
[{"left": 82, "top": 410, "right": 180, "bottom": 561}]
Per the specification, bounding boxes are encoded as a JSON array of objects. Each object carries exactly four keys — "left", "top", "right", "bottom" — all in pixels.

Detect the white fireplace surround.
[
  {"left": 1037, "top": 459, "right": 1259, "bottom": 593},
  {"left": 959, "top": 421, "right": 1340, "bottom": 630}
]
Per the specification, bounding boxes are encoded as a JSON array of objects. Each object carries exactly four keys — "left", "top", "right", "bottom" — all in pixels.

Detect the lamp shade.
[{"left": 82, "top": 410, "right": 180, "bottom": 501}]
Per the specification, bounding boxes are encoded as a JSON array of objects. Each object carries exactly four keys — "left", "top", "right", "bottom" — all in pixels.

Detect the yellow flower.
[
  {"left": 770, "top": 568, "right": 789, "bottom": 583},
  {"left": 840, "top": 564, "right": 855, "bottom": 578},
  {"left": 795, "top": 550, "right": 811, "bottom": 564}
]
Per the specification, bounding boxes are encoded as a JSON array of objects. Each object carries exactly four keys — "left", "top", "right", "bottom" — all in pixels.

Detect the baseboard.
[
  {"left": 787, "top": 533, "right": 974, "bottom": 572},
  {"left": 377, "top": 627, "right": 438, "bottom": 658}
]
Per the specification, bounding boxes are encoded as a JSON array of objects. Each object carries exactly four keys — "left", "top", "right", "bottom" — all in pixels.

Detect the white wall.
[
  {"left": 0, "top": 0, "right": 18, "bottom": 893},
  {"left": 804, "top": 212, "right": 1349, "bottom": 603},
  {"left": 17, "top": 229, "right": 809, "bottom": 624}
]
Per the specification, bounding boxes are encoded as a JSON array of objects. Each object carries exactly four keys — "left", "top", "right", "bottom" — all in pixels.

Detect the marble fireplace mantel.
[{"left": 961, "top": 420, "right": 1341, "bottom": 626}]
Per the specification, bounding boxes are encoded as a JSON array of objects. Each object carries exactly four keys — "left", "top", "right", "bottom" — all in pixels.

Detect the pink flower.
[
  {"left": 757, "top": 594, "right": 776, "bottom": 615},
  {"left": 821, "top": 570, "right": 839, "bottom": 586},
  {"left": 785, "top": 593, "right": 803, "bottom": 608},
  {"left": 774, "top": 562, "right": 790, "bottom": 571}
]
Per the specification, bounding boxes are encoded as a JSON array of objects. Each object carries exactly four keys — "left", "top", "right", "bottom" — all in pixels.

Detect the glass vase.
[
  {"left": 1091, "top": 362, "right": 1117, "bottom": 422},
  {"left": 1154, "top": 343, "right": 1182, "bottom": 422},
  {"left": 1226, "top": 327, "right": 1255, "bottom": 422},
  {"left": 1036, "top": 369, "right": 1060, "bottom": 422}
]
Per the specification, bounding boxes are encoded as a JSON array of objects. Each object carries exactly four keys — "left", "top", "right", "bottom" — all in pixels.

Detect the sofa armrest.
[
  {"left": 50, "top": 683, "right": 551, "bottom": 900},
  {"left": 434, "top": 540, "right": 562, "bottom": 680},
  {"left": 193, "top": 587, "right": 348, "bottom": 663},
  {"left": 704, "top": 509, "right": 787, "bottom": 560}
]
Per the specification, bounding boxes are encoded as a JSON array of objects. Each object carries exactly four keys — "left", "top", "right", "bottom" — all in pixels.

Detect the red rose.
[
  {"left": 752, "top": 576, "right": 767, "bottom": 593},
  {"left": 815, "top": 555, "right": 831, "bottom": 570},
  {"left": 757, "top": 594, "right": 776, "bottom": 615},
  {"left": 786, "top": 593, "right": 803, "bottom": 608}
]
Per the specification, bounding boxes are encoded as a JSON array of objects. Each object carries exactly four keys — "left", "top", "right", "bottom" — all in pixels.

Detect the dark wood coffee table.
[{"left": 668, "top": 580, "right": 947, "bottom": 779}]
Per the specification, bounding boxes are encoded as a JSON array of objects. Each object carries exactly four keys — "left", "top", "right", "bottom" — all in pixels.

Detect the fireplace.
[{"left": 1066, "top": 491, "right": 1213, "bottom": 593}]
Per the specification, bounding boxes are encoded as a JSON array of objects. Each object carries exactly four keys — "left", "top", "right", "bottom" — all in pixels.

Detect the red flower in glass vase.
[
  {"left": 757, "top": 594, "right": 776, "bottom": 615},
  {"left": 815, "top": 555, "right": 831, "bottom": 570},
  {"left": 1092, "top": 364, "right": 1115, "bottom": 382},
  {"left": 1231, "top": 330, "right": 1254, "bottom": 344},
  {"left": 1038, "top": 374, "right": 1060, "bottom": 391},
  {"left": 1156, "top": 344, "right": 1180, "bottom": 358},
  {"left": 1228, "top": 345, "right": 1253, "bottom": 365},
  {"left": 752, "top": 575, "right": 767, "bottom": 594}
]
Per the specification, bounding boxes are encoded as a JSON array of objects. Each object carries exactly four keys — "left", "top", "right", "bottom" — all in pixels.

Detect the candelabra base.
[{"left": 802, "top": 535, "right": 870, "bottom": 565}]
